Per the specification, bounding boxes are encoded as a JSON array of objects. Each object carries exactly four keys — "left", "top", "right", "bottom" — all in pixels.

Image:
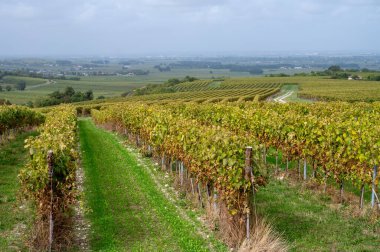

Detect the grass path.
[
  {"left": 25, "top": 80, "right": 56, "bottom": 90},
  {"left": 260, "top": 151, "right": 380, "bottom": 251},
  {"left": 255, "top": 179, "right": 380, "bottom": 251},
  {"left": 278, "top": 84, "right": 311, "bottom": 103},
  {"left": 79, "top": 119, "right": 226, "bottom": 252},
  {"left": 0, "top": 131, "right": 37, "bottom": 251}
]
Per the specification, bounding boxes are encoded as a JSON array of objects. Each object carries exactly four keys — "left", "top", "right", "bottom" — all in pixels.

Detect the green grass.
[
  {"left": 0, "top": 131, "right": 37, "bottom": 251},
  {"left": 79, "top": 119, "right": 226, "bottom": 251},
  {"left": 0, "top": 77, "right": 144, "bottom": 104},
  {"left": 1, "top": 76, "right": 46, "bottom": 87},
  {"left": 255, "top": 180, "right": 380, "bottom": 251},
  {"left": 260, "top": 149, "right": 380, "bottom": 251}
]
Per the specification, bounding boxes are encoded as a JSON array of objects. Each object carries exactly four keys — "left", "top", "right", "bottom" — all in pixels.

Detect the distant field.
[
  {"left": 219, "top": 76, "right": 380, "bottom": 102},
  {"left": 2, "top": 70, "right": 380, "bottom": 104},
  {"left": 0, "top": 76, "right": 146, "bottom": 104},
  {"left": 120, "top": 78, "right": 282, "bottom": 103},
  {"left": 1, "top": 76, "right": 46, "bottom": 87},
  {"left": 0, "top": 68, "right": 253, "bottom": 104},
  {"left": 125, "top": 88, "right": 280, "bottom": 103},
  {"left": 298, "top": 79, "right": 380, "bottom": 102},
  {"left": 122, "top": 75, "right": 380, "bottom": 103},
  {"left": 260, "top": 76, "right": 380, "bottom": 102}
]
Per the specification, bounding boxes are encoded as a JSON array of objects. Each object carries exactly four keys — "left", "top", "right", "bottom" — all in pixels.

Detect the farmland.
[
  {"left": 1, "top": 58, "right": 380, "bottom": 251},
  {"left": 2, "top": 73, "right": 380, "bottom": 105},
  {"left": 1, "top": 56, "right": 380, "bottom": 105}
]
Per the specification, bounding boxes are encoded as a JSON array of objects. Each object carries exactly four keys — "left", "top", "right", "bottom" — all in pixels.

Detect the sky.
[{"left": 0, "top": 0, "right": 379, "bottom": 57}]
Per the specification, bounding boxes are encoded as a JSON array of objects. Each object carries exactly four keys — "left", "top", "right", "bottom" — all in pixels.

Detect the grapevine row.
[
  {"left": 19, "top": 106, "right": 78, "bottom": 248},
  {"left": 0, "top": 105, "right": 44, "bottom": 134},
  {"left": 92, "top": 101, "right": 380, "bottom": 206},
  {"left": 124, "top": 88, "right": 279, "bottom": 103},
  {"left": 159, "top": 102, "right": 380, "bottom": 193},
  {"left": 92, "top": 104, "right": 267, "bottom": 214}
]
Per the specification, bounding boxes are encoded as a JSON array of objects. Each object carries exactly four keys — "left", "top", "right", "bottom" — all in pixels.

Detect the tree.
[
  {"left": 0, "top": 86, "right": 2, "bottom": 92},
  {"left": 367, "top": 75, "right": 380, "bottom": 81},
  {"left": 49, "top": 90, "right": 63, "bottom": 99},
  {"left": 183, "top": 76, "right": 198, "bottom": 82},
  {"left": 16, "top": 80, "right": 26, "bottom": 90},
  {"left": 71, "top": 91, "right": 85, "bottom": 102},
  {"left": 328, "top": 65, "right": 342, "bottom": 72},
  {"left": 84, "top": 90, "right": 94, "bottom": 100},
  {"left": 5, "top": 85, "right": 12, "bottom": 91},
  {"left": 361, "top": 68, "right": 371, "bottom": 72},
  {"left": 64, "top": 86, "right": 75, "bottom": 97},
  {"left": 167, "top": 78, "right": 180, "bottom": 85}
]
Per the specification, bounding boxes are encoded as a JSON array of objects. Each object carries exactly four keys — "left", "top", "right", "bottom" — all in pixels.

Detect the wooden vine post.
[
  {"left": 371, "top": 165, "right": 378, "bottom": 208},
  {"left": 275, "top": 149, "right": 279, "bottom": 173},
  {"left": 286, "top": 157, "right": 289, "bottom": 173},
  {"left": 298, "top": 160, "right": 301, "bottom": 179},
  {"left": 47, "top": 150, "right": 54, "bottom": 252},
  {"left": 303, "top": 158, "right": 307, "bottom": 180},
  {"left": 360, "top": 184, "right": 365, "bottom": 209},
  {"left": 244, "top": 146, "right": 253, "bottom": 240}
]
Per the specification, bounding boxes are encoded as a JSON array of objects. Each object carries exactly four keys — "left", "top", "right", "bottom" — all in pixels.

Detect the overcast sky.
[{"left": 0, "top": 0, "right": 379, "bottom": 57}]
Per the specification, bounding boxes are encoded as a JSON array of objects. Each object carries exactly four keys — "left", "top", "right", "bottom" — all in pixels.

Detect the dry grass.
[
  {"left": 217, "top": 204, "right": 245, "bottom": 247},
  {"left": 28, "top": 212, "right": 74, "bottom": 252},
  {"left": 238, "top": 217, "right": 288, "bottom": 252}
]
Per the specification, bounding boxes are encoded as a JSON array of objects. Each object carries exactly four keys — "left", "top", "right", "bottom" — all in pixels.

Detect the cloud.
[
  {"left": 0, "top": 2, "right": 38, "bottom": 19},
  {"left": 0, "top": 0, "right": 378, "bottom": 56},
  {"left": 75, "top": 3, "right": 98, "bottom": 22}
]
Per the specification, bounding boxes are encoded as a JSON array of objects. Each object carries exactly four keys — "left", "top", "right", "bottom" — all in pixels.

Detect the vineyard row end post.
[
  {"left": 371, "top": 165, "right": 378, "bottom": 208},
  {"left": 47, "top": 150, "right": 54, "bottom": 252},
  {"left": 245, "top": 146, "right": 253, "bottom": 241}
]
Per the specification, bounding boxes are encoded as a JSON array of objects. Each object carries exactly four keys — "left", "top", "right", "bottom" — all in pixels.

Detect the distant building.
[{"left": 348, "top": 75, "right": 362, "bottom": 80}]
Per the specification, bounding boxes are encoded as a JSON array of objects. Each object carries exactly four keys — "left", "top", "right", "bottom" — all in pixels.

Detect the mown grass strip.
[
  {"left": 255, "top": 180, "right": 380, "bottom": 251},
  {"left": 0, "top": 131, "right": 37, "bottom": 251},
  {"left": 79, "top": 119, "right": 221, "bottom": 251}
]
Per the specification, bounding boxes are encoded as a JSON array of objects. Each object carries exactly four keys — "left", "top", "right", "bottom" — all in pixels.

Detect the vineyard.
[
  {"left": 2, "top": 2, "right": 380, "bottom": 249},
  {"left": 0, "top": 105, "right": 44, "bottom": 135},
  {"left": 2, "top": 93, "right": 380, "bottom": 250},
  {"left": 125, "top": 88, "right": 279, "bottom": 104},
  {"left": 170, "top": 79, "right": 283, "bottom": 92},
  {"left": 70, "top": 76, "right": 380, "bottom": 110},
  {"left": 298, "top": 79, "right": 380, "bottom": 102},
  {"left": 88, "top": 100, "right": 380, "bottom": 249},
  {"left": 124, "top": 76, "right": 380, "bottom": 103},
  {"left": 126, "top": 79, "right": 282, "bottom": 104},
  {"left": 251, "top": 76, "right": 380, "bottom": 102},
  {"left": 91, "top": 101, "right": 380, "bottom": 213}
]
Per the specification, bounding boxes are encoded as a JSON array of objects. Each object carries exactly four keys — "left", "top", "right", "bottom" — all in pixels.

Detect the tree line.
[{"left": 34, "top": 87, "right": 94, "bottom": 107}]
